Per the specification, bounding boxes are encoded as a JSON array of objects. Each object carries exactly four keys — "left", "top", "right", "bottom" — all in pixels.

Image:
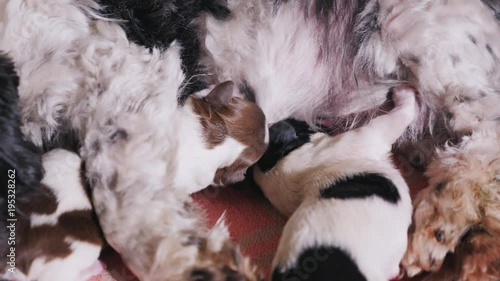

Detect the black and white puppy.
[{"left": 254, "top": 86, "right": 417, "bottom": 281}]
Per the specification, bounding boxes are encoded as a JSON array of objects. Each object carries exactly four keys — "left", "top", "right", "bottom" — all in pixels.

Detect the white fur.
[
  {"left": 31, "top": 150, "right": 90, "bottom": 227},
  {"left": 173, "top": 100, "right": 247, "bottom": 193},
  {"left": 202, "top": 0, "right": 394, "bottom": 128},
  {"left": 203, "top": 0, "right": 500, "bottom": 139},
  {"left": 23, "top": 241, "right": 102, "bottom": 281},
  {"left": 255, "top": 87, "right": 416, "bottom": 281},
  {"left": 375, "top": 0, "right": 500, "bottom": 134},
  {"left": 205, "top": 1, "right": 332, "bottom": 124}
]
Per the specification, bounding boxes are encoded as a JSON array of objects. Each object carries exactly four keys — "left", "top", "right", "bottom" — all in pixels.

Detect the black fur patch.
[
  {"left": 320, "top": 173, "right": 400, "bottom": 203},
  {"left": 238, "top": 80, "right": 256, "bottom": 103},
  {"left": 468, "top": 34, "right": 478, "bottom": 45},
  {"left": 450, "top": 54, "right": 461, "bottom": 66},
  {"left": 0, "top": 53, "right": 43, "bottom": 197},
  {"left": 481, "top": 0, "right": 500, "bottom": 20},
  {"left": 271, "top": 247, "right": 366, "bottom": 281},
  {"left": 434, "top": 181, "right": 447, "bottom": 192},
  {"left": 100, "top": 0, "right": 231, "bottom": 100},
  {"left": 0, "top": 53, "right": 44, "bottom": 258},
  {"left": 257, "top": 119, "right": 315, "bottom": 173},
  {"left": 486, "top": 44, "right": 498, "bottom": 61},
  {"left": 190, "top": 269, "right": 213, "bottom": 281},
  {"left": 42, "top": 124, "right": 81, "bottom": 153}
]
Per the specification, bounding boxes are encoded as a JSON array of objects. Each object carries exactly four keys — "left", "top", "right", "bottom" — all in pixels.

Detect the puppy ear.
[
  {"left": 412, "top": 189, "right": 437, "bottom": 225},
  {"left": 205, "top": 81, "right": 235, "bottom": 108}
]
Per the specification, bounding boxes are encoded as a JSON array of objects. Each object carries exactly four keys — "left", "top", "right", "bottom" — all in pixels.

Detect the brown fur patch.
[
  {"left": 7, "top": 171, "right": 103, "bottom": 275},
  {"left": 17, "top": 184, "right": 57, "bottom": 215},
  {"left": 191, "top": 93, "right": 268, "bottom": 186},
  {"left": 58, "top": 210, "right": 103, "bottom": 245},
  {"left": 187, "top": 240, "right": 263, "bottom": 281},
  {"left": 422, "top": 228, "right": 500, "bottom": 281},
  {"left": 16, "top": 208, "right": 102, "bottom": 274}
]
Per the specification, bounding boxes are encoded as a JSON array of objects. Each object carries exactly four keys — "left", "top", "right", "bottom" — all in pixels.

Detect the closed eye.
[{"left": 434, "top": 230, "right": 444, "bottom": 243}]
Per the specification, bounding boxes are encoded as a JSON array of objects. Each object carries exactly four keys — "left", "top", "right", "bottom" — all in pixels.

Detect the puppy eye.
[{"left": 434, "top": 230, "right": 444, "bottom": 243}]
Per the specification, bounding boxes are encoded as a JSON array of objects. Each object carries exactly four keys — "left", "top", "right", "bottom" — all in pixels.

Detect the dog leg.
[{"left": 355, "top": 85, "right": 417, "bottom": 147}]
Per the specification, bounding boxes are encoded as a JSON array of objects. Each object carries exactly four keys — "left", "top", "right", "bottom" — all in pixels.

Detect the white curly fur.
[
  {"left": 0, "top": 1, "right": 266, "bottom": 280},
  {"left": 203, "top": 0, "right": 500, "bottom": 137},
  {"left": 403, "top": 128, "right": 500, "bottom": 279}
]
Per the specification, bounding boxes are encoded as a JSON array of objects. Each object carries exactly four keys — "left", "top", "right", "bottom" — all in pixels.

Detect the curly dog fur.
[
  {"left": 403, "top": 128, "right": 500, "bottom": 279},
  {"left": 2, "top": 0, "right": 500, "bottom": 279},
  {"left": 0, "top": 1, "right": 267, "bottom": 280}
]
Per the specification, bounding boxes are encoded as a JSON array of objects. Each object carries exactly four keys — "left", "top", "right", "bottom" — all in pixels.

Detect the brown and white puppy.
[
  {"left": 176, "top": 81, "right": 269, "bottom": 193},
  {"left": 85, "top": 78, "right": 267, "bottom": 281},
  {"left": 1, "top": 149, "right": 103, "bottom": 281},
  {"left": 403, "top": 128, "right": 500, "bottom": 279}
]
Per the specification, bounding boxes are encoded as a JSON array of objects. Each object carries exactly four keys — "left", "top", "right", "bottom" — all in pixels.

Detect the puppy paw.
[
  {"left": 189, "top": 241, "right": 263, "bottom": 281},
  {"left": 402, "top": 187, "right": 466, "bottom": 276}
]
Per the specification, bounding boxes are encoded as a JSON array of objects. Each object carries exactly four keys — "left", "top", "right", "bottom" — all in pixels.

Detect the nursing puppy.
[
  {"left": 254, "top": 86, "right": 416, "bottom": 281},
  {"left": 0, "top": 149, "right": 103, "bottom": 281}
]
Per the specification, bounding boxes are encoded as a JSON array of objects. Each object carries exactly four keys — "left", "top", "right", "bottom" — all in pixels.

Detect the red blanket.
[{"left": 89, "top": 156, "right": 427, "bottom": 281}]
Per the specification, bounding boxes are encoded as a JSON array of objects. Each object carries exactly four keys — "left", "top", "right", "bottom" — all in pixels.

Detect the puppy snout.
[{"left": 427, "top": 254, "right": 437, "bottom": 271}]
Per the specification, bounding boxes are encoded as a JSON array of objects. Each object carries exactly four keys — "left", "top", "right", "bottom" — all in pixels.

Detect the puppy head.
[
  {"left": 402, "top": 185, "right": 474, "bottom": 276},
  {"left": 257, "top": 118, "right": 315, "bottom": 173},
  {"left": 190, "top": 81, "right": 268, "bottom": 186}
]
